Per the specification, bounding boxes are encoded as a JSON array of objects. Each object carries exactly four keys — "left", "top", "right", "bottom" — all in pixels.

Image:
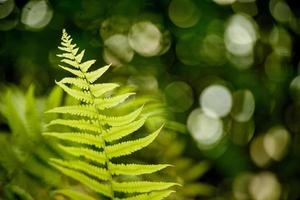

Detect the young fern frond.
[{"left": 44, "top": 29, "right": 177, "bottom": 199}]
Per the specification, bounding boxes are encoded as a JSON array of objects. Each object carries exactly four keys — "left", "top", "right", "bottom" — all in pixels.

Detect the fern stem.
[
  {"left": 82, "top": 72, "right": 115, "bottom": 199},
  {"left": 64, "top": 37, "right": 115, "bottom": 199}
]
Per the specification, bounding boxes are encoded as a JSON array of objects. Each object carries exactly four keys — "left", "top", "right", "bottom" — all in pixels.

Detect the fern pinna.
[{"left": 44, "top": 30, "right": 177, "bottom": 200}]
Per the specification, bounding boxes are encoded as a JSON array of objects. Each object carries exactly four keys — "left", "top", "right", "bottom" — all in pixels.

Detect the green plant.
[
  {"left": 44, "top": 30, "right": 177, "bottom": 200},
  {"left": 0, "top": 86, "right": 64, "bottom": 200}
]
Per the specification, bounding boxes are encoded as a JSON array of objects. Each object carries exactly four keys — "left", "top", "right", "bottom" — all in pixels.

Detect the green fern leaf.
[
  {"left": 101, "top": 106, "right": 143, "bottom": 126},
  {"left": 95, "top": 93, "right": 135, "bottom": 110},
  {"left": 90, "top": 83, "right": 119, "bottom": 97},
  {"left": 115, "top": 190, "right": 174, "bottom": 200},
  {"left": 75, "top": 50, "right": 85, "bottom": 63},
  {"left": 46, "top": 105, "right": 98, "bottom": 119},
  {"left": 44, "top": 132, "right": 103, "bottom": 148},
  {"left": 51, "top": 163, "right": 112, "bottom": 197},
  {"left": 85, "top": 65, "right": 110, "bottom": 83},
  {"left": 56, "top": 81, "right": 92, "bottom": 103},
  {"left": 51, "top": 159, "right": 110, "bottom": 181},
  {"left": 47, "top": 119, "right": 101, "bottom": 133},
  {"left": 80, "top": 59, "right": 96, "bottom": 72},
  {"left": 112, "top": 181, "right": 178, "bottom": 193},
  {"left": 54, "top": 189, "right": 96, "bottom": 200},
  {"left": 58, "top": 46, "right": 71, "bottom": 52},
  {"left": 58, "top": 145, "right": 106, "bottom": 164},
  {"left": 106, "top": 126, "right": 162, "bottom": 159},
  {"left": 61, "top": 58, "right": 79, "bottom": 68},
  {"left": 59, "top": 77, "right": 89, "bottom": 89},
  {"left": 71, "top": 48, "right": 80, "bottom": 56},
  {"left": 103, "top": 117, "right": 146, "bottom": 142},
  {"left": 58, "top": 65, "right": 84, "bottom": 77},
  {"left": 109, "top": 163, "right": 170, "bottom": 176},
  {"left": 57, "top": 52, "right": 74, "bottom": 60}
]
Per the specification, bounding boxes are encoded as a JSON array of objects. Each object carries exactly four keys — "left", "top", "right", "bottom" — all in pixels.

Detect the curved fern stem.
[{"left": 81, "top": 65, "right": 116, "bottom": 199}]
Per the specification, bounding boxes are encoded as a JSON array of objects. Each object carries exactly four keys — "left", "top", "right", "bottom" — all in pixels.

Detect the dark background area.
[{"left": 1, "top": 0, "right": 300, "bottom": 199}]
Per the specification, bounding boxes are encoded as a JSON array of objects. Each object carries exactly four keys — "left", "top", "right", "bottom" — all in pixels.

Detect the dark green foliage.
[{"left": 0, "top": 86, "right": 64, "bottom": 199}]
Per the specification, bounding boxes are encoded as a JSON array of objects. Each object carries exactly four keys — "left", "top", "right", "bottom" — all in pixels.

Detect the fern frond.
[
  {"left": 54, "top": 189, "right": 96, "bottom": 200},
  {"left": 106, "top": 126, "right": 162, "bottom": 159},
  {"left": 51, "top": 159, "right": 110, "bottom": 181},
  {"left": 103, "top": 117, "right": 147, "bottom": 142},
  {"left": 109, "top": 163, "right": 170, "bottom": 176},
  {"left": 112, "top": 181, "right": 178, "bottom": 193},
  {"left": 44, "top": 29, "right": 177, "bottom": 199},
  {"left": 44, "top": 132, "right": 103, "bottom": 148},
  {"left": 58, "top": 145, "right": 106, "bottom": 164}
]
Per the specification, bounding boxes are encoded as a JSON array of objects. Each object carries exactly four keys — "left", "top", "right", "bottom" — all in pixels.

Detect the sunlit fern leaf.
[
  {"left": 46, "top": 105, "right": 98, "bottom": 119},
  {"left": 95, "top": 93, "right": 135, "bottom": 110},
  {"left": 47, "top": 106, "right": 144, "bottom": 128},
  {"left": 105, "top": 126, "right": 162, "bottom": 159},
  {"left": 47, "top": 119, "right": 101, "bottom": 133},
  {"left": 51, "top": 164, "right": 112, "bottom": 197},
  {"left": 54, "top": 189, "right": 96, "bottom": 200},
  {"left": 55, "top": 189, "right": 96, "bottom": 200},
  {"left": 115, "top": 190, "right": 174, "bottom": 200},
  {"left": 61, "top": 59, "right": 79, "bottom": 68},
  {"left": 101, "top": 106, "right": 143, "bottom": 126},
  {"left": 75, "top": 50, "right": 85, "bottom": 63},
  {"left": 59, "top": 77, "right": 89, "bottom": 89},
  {"left": 44, "top": 132, "right": 103, "bottom": 148},
  {"left": 80, "top": 59, "right": 96, "bottom": 72},
  {"left": 56, "top": 81, "right": 93, "bottom": 103},
  {"left": 58, "top": 145, "right": 106, "bottom": 164},
  {"left": 44, "top": 29, "right": 177, "bottom": 199},
  {"left": 85, "top": 64, "right": 110, "bottom": 83},
  {"left": 90, "top": 83, "right": 120, "bottom": 97},
  {"left": 51, "top": 159, "right": 110, "bottom": 181},
  {"left": 112, "top": 181, "right": 178, "bottom": 193},
  {"left": 109, "top": 163, "right": 170, "bottom": 176},
  {"left": 57, "top": 52, "right": 74, "bottom": 60},
  {"left": 102, "top": 117, "right": 147, "bottom": 142},
  {"left": 58, "top": 65, "right": 84, "bottom": 77}
]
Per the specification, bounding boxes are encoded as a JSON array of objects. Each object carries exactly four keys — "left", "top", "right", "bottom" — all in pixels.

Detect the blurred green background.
[{"left": 1, "top": 0, "right": 300, "bottom": 199}]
